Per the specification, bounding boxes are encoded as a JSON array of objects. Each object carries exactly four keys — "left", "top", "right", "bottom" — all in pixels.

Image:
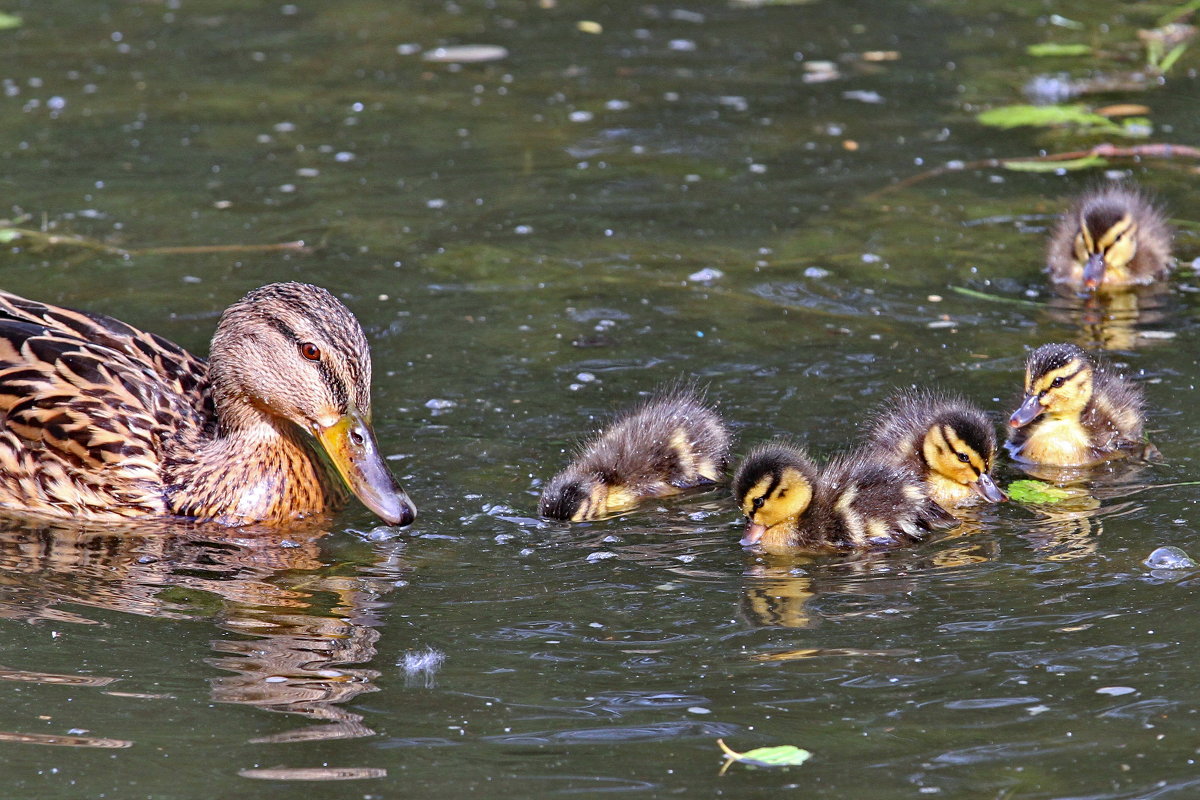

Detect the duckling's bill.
[
  {"left": 973, "top": 472, "right": 1006, "bottom": 503},
  {"left": 1009, "top": 395, "right": 1044, "bottom": 428},
  {"left": 313, "top": 407, "right": 416, "bottom": 526}
]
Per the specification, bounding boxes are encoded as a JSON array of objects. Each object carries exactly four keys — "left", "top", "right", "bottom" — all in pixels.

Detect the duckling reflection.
[
  {"left": 0, "top": 516, "right": 406, "bottom": 743},
  {"left": 1044, "top": 283, "right": 1171, "bottom": 351},
  {"left": 739, "top": 537, "right": 1000, "bottom": 630}
]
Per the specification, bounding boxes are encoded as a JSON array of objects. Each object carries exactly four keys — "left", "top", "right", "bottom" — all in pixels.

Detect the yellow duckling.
[
  {"left": 864, "top": 390, "right": 1006, "bottom": 508},
  {"left": 1047, "top": 184, "right": 1173, "bottom": 291},
  {"left": 0, "top": 283, "right": 416, "bottom": 526},
  {"left": 1007, "top": 342, "right": 1148, "bottom": 466},
  {"left": 733, "top": 441, "right": 957, "bottom": 553},
  {"left": 539, "top": 388, "right": 731, "bottom": 521}
]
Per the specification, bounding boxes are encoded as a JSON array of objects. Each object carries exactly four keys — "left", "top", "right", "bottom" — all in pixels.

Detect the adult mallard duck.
[
  {"left": 864, "top": 390, "right": 1006, "bottom": 508},
  {"left": 539, "top": 387, "right": 731, "bottom": 521},
  {"left": 1007, "top": 341, "right": 1149, "bottom": 467},
  {"left": 1047, "top": 184, "right": 1173, "bottom": 291},
  {"left": 733, "top": 441, "right": 957, "bottom": 553},
  {"left": 0, "top": 282, "right": 416, "bottom": 526}
]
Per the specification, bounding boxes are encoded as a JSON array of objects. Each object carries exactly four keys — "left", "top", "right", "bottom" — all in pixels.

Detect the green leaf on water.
[
  {"left": 976, "top": 104, "right": 1119, "bottom": 132},
  {"left": 1026, "top": 43, "right": 1092, "bottom": 57},
  {"left": 717, "top": 739, "right": 812, "bottom": 770},
  {"left": 1002, "top": 155, "right": 1108, "bottom": 173},
  {"left": 0, "top": 12, "right": 22, "bottom": 30},
  {"left": 0, "top": 229, "right": 20, "bottom": 243},
  {"left": 1157, "top": 42, "right": 1189, "bottom": 74},
  {"left": 1007, "top": 480, "right": 1073, "bottom": 504}
]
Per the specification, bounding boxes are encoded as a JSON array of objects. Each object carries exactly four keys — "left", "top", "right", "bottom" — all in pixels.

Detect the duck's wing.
[
  {"left": 0, "top": 307, "right": 212, "bottom": 518},
  {"left": 0, "top": 291, "right": 210, "bottom": 401}
]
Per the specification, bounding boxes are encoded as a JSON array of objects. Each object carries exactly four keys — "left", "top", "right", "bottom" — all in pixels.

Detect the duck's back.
[
  {"left": 0, "top": 291, "right": 214, "bottom": 518},
  {"left": 806, "top": 454, "right": 956, "bottom": 549}
]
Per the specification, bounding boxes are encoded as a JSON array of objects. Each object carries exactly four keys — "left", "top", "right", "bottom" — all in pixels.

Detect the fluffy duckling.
[
  {"left": 539, "top": 388, "right": 731, "bottom": 521},
  {"left": 864, "top": 390, "right": 1006, "bottom": 508},
  {"left": 1047, "top": 184, "right": 1173, "bottom": 291},
  {"left": 1008, "top": 342, "right": 1148, "bottom": 466},
  {"left": 733, "top": 441, "right": 958, "bottom": 553}
]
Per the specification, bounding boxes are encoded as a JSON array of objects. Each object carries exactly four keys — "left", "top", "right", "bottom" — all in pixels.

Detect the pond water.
[{"left": 2, "top": 0, "right": 1200, "bottom": 797}]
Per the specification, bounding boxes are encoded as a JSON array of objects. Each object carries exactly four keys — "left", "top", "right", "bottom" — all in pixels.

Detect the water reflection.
[
  {"left": 0, "top": 516, "right": 405, "bottom": 745},
  {"left": 1044, "top": 283, "right": 1172, "bottom": 350},
  {"left": 739, "top": 533, "right": 1001, "bottom": 630}
]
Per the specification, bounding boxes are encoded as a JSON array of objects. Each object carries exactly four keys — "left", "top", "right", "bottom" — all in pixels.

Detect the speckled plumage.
[
  {"left": 732, "top": 441, "right": 958, "bottom": 553},
  {"left": 1047, "top": 184, "right": 1173, "bottom": 290},
  {"left": 1008, "top": 342, "right": 1148, "bottom": 466},
  {"left": 539, "top": 387, "right": 731, "bottom": 521},
  {"left": 864, "top": 390, "right": 1004, "bottom": 508},
  {"left": 0, "top": 283, "right": 414, "bottom": 526}
]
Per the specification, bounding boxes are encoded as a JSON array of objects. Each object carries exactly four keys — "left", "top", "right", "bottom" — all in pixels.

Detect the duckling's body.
[
  {"left": 1008, "top": 342, "right": 1147, "bottom": 466},
  {"left": 864, "top": 390, "right": 1005, "bottom": 508},
  {"left": 539, "top": 388, "right": 731, "bottom": 521},
  {"left": 1047, "top": 184, "right": 1173, "bottom": 291},
  {"left": 733, "top": 442, "right": 957, "bottom": 553},
  {"left": 0, "top": 284, "right": 415, "bottom": 526}
]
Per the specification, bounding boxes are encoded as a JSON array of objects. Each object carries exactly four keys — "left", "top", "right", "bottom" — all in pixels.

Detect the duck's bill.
[
  {"left": 1009, "top": 395, "right": 1043, "bottom": 428},
  {"left": 973, "top": 472, "right": 1007, "bottom": 503},
  {"left": 1082, "top": 253, "right": 1106, "bottom": 290},
  {"left": 740, "top": 521, "right": 766, "bottom": 547},
  {"left": 315, "top": 409, "right": 416, "bottom": 526}
]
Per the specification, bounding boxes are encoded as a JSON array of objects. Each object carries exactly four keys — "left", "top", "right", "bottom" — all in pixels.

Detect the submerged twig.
[
  {"left": 0, "top": 226, "right": 311, "bottom": 257},
  {"left": 950, "top": 286, "right": 1048, "bottom": 308},
  {"left": 868, "top": 142, "right": 1200, "bottom": 200}
]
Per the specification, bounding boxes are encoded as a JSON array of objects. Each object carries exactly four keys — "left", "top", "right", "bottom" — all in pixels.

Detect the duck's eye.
[
  {"left": 1050, "top": 376, "right": 1066, "bottom": 389},
  {"left": 300, "top": 342, "right": 322, "bottom": 361},
  {"left": 956, "top": 452, "right": 970, "bottom": 463},
  {"left": 752, "top": 496, "right": 765, "bottom": 511}
]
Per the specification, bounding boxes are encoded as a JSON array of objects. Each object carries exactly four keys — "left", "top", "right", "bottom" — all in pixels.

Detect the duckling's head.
[
  {"left": 1071, "top": 193, "right": 1143, "bottom": 290},
  {"left": 539, "top": 472, "right": 610, "bottom": 521},
  {"left": 209, "top": 282, "right": 416, "bottom": 526},
  {"left": 920, "top": 412, "right": 1006, "bottom": 503},
  {"left": 732, "top": 442, "right": 816, "bottom": 547},
  {"left": 1010, "top": 342, "right": 1094, "bottom": 429}
]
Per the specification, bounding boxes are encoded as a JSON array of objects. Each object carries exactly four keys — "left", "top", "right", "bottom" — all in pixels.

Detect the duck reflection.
[
  {"left": 1045, "top": 283, "right": 1171, "bottom": 351},
  {"left": 0, "top": 516, "right": 406, "bottom": 743},
  {"left": 739, "top": 531, "right": 1001, "bottom": 630}
]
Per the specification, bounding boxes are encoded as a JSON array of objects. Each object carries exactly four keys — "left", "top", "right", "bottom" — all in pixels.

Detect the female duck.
[
  {"left": 1047, "top": 184, "right": 1173, "bottom": 291},
  {"left": 0, "top": 283, "right": 415, "bottom": 526},
  {"left": 539, "top": 387, "right": 731, "bottom": 521},
  {"left": 733, "top": 441, "right": 957, "bottom": 553},
  {"left": 1008, "top": 342, "right": 1149, "bottom": 466},
  {"left": 864, "top": 390, "right": 1006, "bottom": 508}
]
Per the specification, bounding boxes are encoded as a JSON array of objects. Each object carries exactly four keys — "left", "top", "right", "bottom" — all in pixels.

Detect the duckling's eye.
[
  {"left": 1050, "top": 376, "right": 1066, "bottom": 389},
  {"left": 300, "top": 342, "right": 322, "bottom": 361},
  {"left": 956, "top": 452, "right": 970, "bottom": 463},
  {"left": 752, "top": 496, "right": 765, "bottom": 511}
]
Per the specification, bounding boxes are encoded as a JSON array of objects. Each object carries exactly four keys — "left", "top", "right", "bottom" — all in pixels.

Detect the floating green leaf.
[
  {"left": 1157, "top": 42, "right": 1189, "bottom": 74},
  {"left": 717, "top": 739, "right": 812, "bottom": 771},
  {"left": 1002, "top": 155, "right": 1109, "bottom": 173},
  {"left": 0, "top": 12, "right": 21, "bottom": 30},
  {"left": 1007, "top": 480, "right": 1073, "bottom": 504},
  {"left": 0, "top": 229, "right": 20, "bottom": 244},
  {"left": 976, "top": 104, "right": 1120, "bottom": 132},
  {"left": 1026, "top": 43, "right": 1092, "bottom": 57}
]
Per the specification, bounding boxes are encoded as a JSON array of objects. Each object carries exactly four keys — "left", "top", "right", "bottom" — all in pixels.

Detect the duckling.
[
  {"left": 733, "top": 441, "right": 957, "bottom": 553},
  {"left": 1047, "top": 184, "right": 1173, "bottom": 291},
  {"left": 539, "top": 388, "right": 731, "bottom": 521},
  {"left": 1008, "top": 342, "right": 1148, "bottom": 466},
  {"left": 864, "top": 390, "right": 1006, "bottom": 508}
]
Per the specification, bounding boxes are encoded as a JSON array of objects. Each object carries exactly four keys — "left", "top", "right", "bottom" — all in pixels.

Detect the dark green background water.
[{"left": 2, "top": 0, "right": 1199, "bottom": 797}]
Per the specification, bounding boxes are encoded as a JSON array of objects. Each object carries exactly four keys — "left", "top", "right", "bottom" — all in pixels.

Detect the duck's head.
[
  {"left": 1071, "top": 195, "right": 1141, "bottom": 290},
  {"left": 1010, "top": 342, "right": 1094, "bottom": 429},
  {"left": 920, "top": 412, "right": 1006, "bottom": 503},
  {"left": 208, "top": 282, "right": 416, "bottom": 526},
  {"left": 733, "top": 442, "right": 816, "bottom": 547}
]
